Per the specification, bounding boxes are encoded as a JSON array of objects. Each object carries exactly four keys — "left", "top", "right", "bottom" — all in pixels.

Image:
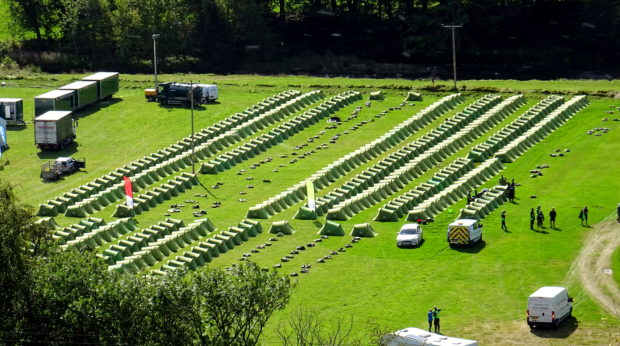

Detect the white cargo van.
[
  {"left": 386, "top": 327, "right": 478, "bottom": 346},
  {"left": 527, "top": 286, "right": 573, "bottom": 328},
  {"left": 447, "top": 219, "right": 482, "bottom": 246}
]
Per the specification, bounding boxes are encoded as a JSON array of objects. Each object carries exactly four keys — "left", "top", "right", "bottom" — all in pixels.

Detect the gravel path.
[{"left": 573, "top": 220, "right": 620, "bottom": 318}]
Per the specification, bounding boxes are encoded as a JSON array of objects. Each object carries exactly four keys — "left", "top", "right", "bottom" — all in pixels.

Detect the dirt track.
[{"left": 573, "top": 220, "right": 620, "bottom": 318}]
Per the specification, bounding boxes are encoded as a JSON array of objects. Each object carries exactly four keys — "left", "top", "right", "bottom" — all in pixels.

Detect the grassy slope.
[{"left": 1, "top": 74, "right": 620, "bottom": 344}]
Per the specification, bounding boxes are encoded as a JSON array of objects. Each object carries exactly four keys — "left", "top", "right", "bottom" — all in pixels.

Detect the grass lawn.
[{"left": 1, "top": 73, "right": 619, "bottom": 344}]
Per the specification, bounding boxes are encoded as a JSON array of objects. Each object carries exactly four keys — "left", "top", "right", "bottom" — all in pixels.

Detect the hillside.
[{"left": 1, "top": 74, "right": 619, "bottom": 344}]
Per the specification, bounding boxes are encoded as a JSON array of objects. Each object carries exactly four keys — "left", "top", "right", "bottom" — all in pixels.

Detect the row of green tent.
[
  {"left": 406, "top": 158, "right": 505, "bottom": 221},
  {"left": 458, "top": 185, "right": 508, "bottom": 220},
  {"left": 201, "top": 90, "right": 362, "bottom": 174},
  {"left": 37, "top": 90, "right": 302, "bottom": 217},
  {"left": 61, "top": 218, "right": 138, "bottom": 251},
  {"left": 375, "top": 157, "right": 475, "bottom": 221},
  {"left": 110, "top": 218, "right": 219, "bottom": 273},
  {"left": 310, "top": 94, "right": 509, "bottom": 219},
  {"left": 232, "top": 90, "right": 325, "bottom": 139},
  {"left": 101, "top": 218, "right": 186, "bottom": 265},
  {"left": 318, "top": 220, "right": 378, "bottom": 237},
  {"left": 61, "top": 92, "right": 320, "bottom": 218},
  {"left": 247, "top": 93, "right": 465, "bottom": 219},
  {"left": 112, "top": 173, "right": 200, "bottom": 218},
  {"left": 60, "top": 153, "right": 202, "bottom": 219},
  {"left": 264, "top": 219, "right": 378, "bottom": 237},
  {"left": 468, "top": 95, "right": 565, "bottom": 162},
  {"left": 495, "top": 95, "right": 589, "bottom": 163},
  {"left": 49, "top": 217, "right": 105, "bottom": 244},
  {"left": 155, "top": 219, "right": 263, "bottom": 273}
]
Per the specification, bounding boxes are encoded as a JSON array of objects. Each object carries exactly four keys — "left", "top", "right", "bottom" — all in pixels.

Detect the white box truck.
[
  {"left": 34, "top": 111, "right": 76, "bottom": 150},
  {"left": 527, "top": 286, "right": 573, "bottom": 328},
  {"left": 447, "top": 219, "right": 483, "bottom": 246},
  {"left": 196, "top": 84, "right": 218, "bottom": 102},
  {"left": 386, "top": 327, "right": 478, "bottom": 346}
]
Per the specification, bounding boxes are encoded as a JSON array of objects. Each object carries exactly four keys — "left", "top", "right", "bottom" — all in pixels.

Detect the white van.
[
  {"left": 196, "top": 84, "right": 218, "bottom": 102},
  {"left": 447, "top": 219, "right": 483, "bottom": 246},
  {"left": 386, "top": 327, "right": 478, "bottom": 346},
  {"left": 527, "top": 286, "right": 573, "bottom": 328}
]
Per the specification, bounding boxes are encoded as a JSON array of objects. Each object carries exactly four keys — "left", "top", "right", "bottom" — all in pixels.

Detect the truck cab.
[
  {"left": 447, "top": 219, "right": 483, "bottom": 246},
  {"left": 156, "top": 82, "right": 206, "bottom": 106}
]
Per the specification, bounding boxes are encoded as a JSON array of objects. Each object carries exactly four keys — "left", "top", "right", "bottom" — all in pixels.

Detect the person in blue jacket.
[{"left": 427, "top": 309, "right": 434, "bottom": 331}]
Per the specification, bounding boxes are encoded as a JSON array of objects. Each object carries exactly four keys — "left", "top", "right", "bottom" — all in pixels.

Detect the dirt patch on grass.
[
  {"left": 462, "top": 320, "right": 620, "bottom": 345},
  {"left": 572, "top": 220, "right": 620, "bottom": 318}
]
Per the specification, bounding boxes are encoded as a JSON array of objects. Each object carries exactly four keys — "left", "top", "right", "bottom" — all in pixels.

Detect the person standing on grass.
[
  {"left": 427, "top": 309, "right": 434, "bottom": 332},
  {"left": 549, "top": 208, "right": 557, "bottom": 229},
  {"left": 583, "top": 206, "right": 589, "bottom": 226},
  {"left": 501, "top": 211, "right": 507, "bottom": 231},
  {"left": 530, "top": 208, "right": 535, "bottom": 230},
  {"left": 617, "top": 203, "right": 620, "bottom": 223},
  {"left": 433, "top": 307, "right": 441, "bottom": 334},
  {"left": 537, "top": 207, "right": 545, "bottom": 228}
]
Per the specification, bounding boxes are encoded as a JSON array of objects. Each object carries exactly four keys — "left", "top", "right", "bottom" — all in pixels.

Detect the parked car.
[{"left": 397, "top": 223, "right": 423, "bottom": 247}]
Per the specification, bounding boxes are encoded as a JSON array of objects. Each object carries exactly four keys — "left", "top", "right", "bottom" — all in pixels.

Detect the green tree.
[
  {"left": 191, "top": 262, "right": 293, "bottom": 345},
  {"left": 0, "top": 179, "right": 48, "bottom": 337},
  {"left": 5, "top": 0, "right": 64, "bottom": 40}
]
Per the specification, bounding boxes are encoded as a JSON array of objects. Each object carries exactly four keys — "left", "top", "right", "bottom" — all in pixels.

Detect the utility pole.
[
  {"left": 442, "top": 24, "right": 462, "bottom": 91},
  {"left": 152, "top": 34, "right": 160, "bottom": 88},
  {"left": 190, "top": 81, "right": 195, "bottom": 174}
]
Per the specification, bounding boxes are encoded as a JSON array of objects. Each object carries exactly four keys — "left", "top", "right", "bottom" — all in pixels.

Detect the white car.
[{"left": 397, "top": 223, "right": 423, "bottom": 247}]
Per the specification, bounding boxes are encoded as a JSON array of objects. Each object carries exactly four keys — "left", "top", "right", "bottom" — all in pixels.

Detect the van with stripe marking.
[{"left": 447, "top": 219, "right": 482, "bottom": 246}]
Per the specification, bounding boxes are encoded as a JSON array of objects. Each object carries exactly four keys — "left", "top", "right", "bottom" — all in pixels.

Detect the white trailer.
[{"left": 34, "top": 111, "right": 76, "bottom": 150}]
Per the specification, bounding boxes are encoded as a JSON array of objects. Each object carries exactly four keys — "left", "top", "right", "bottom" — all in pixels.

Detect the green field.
[{"left": 1, "top": 74, "right": 619, "bottom": 344}]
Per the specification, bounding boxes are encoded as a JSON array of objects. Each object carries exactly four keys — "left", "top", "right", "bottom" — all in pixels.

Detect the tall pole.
[
  {"left": 190, "top": 80, "right": 195, "bottom": 174},
  {"left": 152, "top": 34, "right": 160, "bottom": 88},
  {"left": 442, "top": 24, "right": 462, "bottom": 91}
]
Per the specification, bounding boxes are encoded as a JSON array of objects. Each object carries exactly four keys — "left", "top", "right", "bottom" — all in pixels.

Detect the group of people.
[
  {"left": 499, "top": 175, "right": 516, "bottom": 202},
  {"left": 529, "top": 206, "right": 557, "bottom": 230},
  {"left": 426, "top": 306, "right": 441, "bottom": 333}
]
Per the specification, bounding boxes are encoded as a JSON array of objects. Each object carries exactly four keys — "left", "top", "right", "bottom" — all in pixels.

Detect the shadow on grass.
[
  {"left": 450, "top": 240, "right": 486, "bottom": 254},
  {"left": 313, "top": 221, "right": 323, "bottom": 228},
  {"left": 532, "top": 228, "right": 549, "bottom": 234},
  {"left": 7, "top": 125, "right": 27, "bottom": 132},
  {"left": 36, "top": 142, "right": 79, "bottom": 158},
  {"left": 73, "top": 97, "right": 124, "bottom": 120},
  {"left": 197, "top": 179, "right": 218, "bottom": 199},
  {"left": 529, "top": 316, "right": 579, "bottom": 339},
  {"left": 159, "top": 104, "right": 206, "bottom": 111}
]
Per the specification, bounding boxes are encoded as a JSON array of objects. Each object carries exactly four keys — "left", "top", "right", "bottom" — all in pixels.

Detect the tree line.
[
  {"left": 3, "top": 0, "right": 620, "bottom": 77},
  {"left": 0, "top": 179, "right": 292, "bottom": 345}
]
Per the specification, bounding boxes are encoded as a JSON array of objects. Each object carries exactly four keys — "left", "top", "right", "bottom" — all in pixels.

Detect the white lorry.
[
  {"left": 386, "top": 327, "right": 478, "bottom": 346},
  {"left": 196, "top": 84, "right": 218, "bottom": 102},
  {"left": 447, "top": 219, "right": 483, "bottom": 246},
  {"left": 527, "top": 286, "right": 573, "bottom": 328},
  {"left": 34, "top": 111, "right": 76, "bottom": 150}
]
